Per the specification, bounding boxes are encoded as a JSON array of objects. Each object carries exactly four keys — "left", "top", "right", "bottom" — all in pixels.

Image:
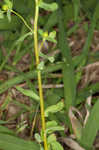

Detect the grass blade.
[
  {"left": 0, "top": 133, "right": 40, "bottom": 150},
  {"left": 79, "top": 99, "right": 99, "bottom": 149},
  {"left": 74, "top": 3, "right": 99, "bottom": 67},
  {"left": 57, "top": 0, "right": 76, "bottom": 113},
  {"left": 72, "top": 0, "right": 80, "bottom": 22}
]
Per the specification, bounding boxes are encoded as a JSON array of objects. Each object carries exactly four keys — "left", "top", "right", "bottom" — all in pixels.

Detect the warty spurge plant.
[
  {"left": 1, "top": 0, "right": 58, "bottom": 150},
  {"left": 32, "top": 2, "right": 58, "bottom": 150},
  {"left": 33, "top": 0, "right": 48, "bottom": 149}
]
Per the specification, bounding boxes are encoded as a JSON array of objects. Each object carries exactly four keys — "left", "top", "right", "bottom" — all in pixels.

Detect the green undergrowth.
[{"left": 0, "top": 0, "right": 99, "bottom": 150}]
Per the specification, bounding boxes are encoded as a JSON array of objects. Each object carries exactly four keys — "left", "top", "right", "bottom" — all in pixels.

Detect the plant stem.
[
  {"left": 39, "top": 39, "right": 45, "bottom": 52},
  {"left": 34, "top": 1, "right": 48, "bottom": 150},
  {"left": 11, "top": 10, "right": 33, "bottom": 34}
]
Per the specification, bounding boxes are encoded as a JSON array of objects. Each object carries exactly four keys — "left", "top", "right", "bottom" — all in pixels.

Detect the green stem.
[
  {"left": 34, "top": 1, "right": 48, "bottom": 150},
  {"left": 39, "top": 39, "right": 45, "bottom": 52},
  {"left": 11, "top": 10, "right": 33, "bottom": 34}
]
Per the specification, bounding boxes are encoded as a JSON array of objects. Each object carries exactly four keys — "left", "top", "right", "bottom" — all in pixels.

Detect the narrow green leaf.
[
  {"left": 0, "top": 120, "right": 9, "bottom": 125},
  {"left": 80, "top": 100, "right": 99, "bottom": 149},
  {"left": 72, "top": 0, "right": 80, "bottom": 22},
  {"left": 0, "top": 133, "right": 40, "bottom": 150},
  {"left": 57, "top": 0, "right": 76, "bottom": 114},
  {"left": 16, "top": 86, "right": 40, "bottom": 102},
  {"left": 0, "top": 94, "right": 12, "bottom": 111},
  {"left": 0, "top": 125, "right": 15, "bottom": 135},
  {"left": 74, "top": 3, "right": 99, "bottom": 67},
  {"left": 44, "top": 11, "right": 58, "bottom": 30}
]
